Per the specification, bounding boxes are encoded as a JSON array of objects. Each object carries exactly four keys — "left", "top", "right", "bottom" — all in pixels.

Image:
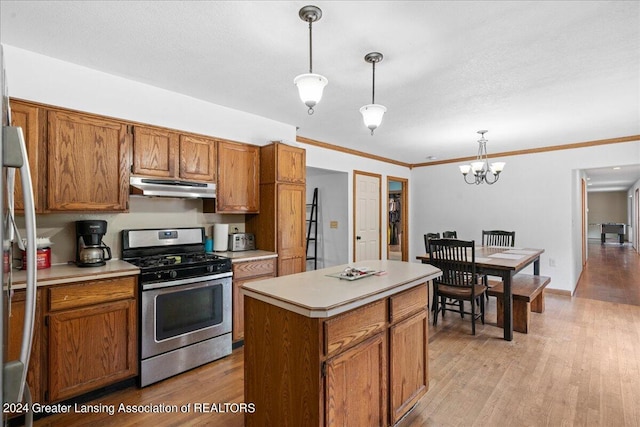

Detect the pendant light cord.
[
  {"left": 308, "top": 20, "right": 313, "bottom": 73},
  {"left": 371, "top": 61, "right": 376, "bottom": 104}
]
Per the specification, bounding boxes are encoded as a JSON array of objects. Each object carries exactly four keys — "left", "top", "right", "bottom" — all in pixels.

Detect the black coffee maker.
[{"left": 75, "top": 220, "right": 112, "bottom": 267}]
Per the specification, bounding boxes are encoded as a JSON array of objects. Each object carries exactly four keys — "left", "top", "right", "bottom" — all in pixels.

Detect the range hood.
[{"left": 130, "top": 176, "right": 215, "bottom": 199}]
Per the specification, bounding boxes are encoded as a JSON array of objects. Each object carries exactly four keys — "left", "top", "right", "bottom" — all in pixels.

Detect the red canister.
[{"left": 21, "top": 247, "right": 51, "bottom": 270}]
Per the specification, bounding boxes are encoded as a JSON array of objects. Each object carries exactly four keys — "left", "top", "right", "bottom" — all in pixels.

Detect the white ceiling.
[
  {"left": 585, "top": 164, "right": 640, "bottom": 193},
  {"left": 1, "top": 1, "right": 639, "bottom": 187}
]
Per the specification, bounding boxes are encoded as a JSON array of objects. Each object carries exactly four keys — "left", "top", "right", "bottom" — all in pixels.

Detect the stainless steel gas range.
[{"left": 121, "top": 227, "right": 232, "bottom": 387}]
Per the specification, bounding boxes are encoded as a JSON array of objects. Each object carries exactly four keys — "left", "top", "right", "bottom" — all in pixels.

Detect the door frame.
[
  {"left": 636, "top": 188, "right": 639, "bottom": 253},
  {"left": 581, "top": 178, "right": 587, "bottom": 266},
  {"left": 353, "top": 170, "right": 382, "bottom": 262},
  {"left": 387, "top": 176, "right": 409, "bottom": 262}
]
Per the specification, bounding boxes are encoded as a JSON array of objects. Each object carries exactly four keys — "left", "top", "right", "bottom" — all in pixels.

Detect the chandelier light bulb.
[{"left": 459, "top": 165, "right": 471, "bottom": 175}]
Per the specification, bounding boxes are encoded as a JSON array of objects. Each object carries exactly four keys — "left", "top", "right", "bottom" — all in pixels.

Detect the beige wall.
[
  {"left": 587, "top": 191, "right": 628, "bottom": 239},
  {"left": 16, "top": 197, "right": 245, "bottom": 266}
]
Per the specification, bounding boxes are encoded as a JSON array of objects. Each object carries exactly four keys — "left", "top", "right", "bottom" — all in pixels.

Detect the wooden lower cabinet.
[
  {"left": 231, "top": 258, "right": 276, "bottom": 342},
  {"left": 45, "top": 276, "right": 138, "bottom": 402},
  {"left": 244, "top": 283, "right": 429, "bottom": 426},
  {"left": 389, "top": 310, "right": 429, "bottom": 424},
  {"left": 326, "top": 332, "right": 388, "bottom": 426},
  {"left": 5, "top": 289, "right": 43, "bottom": 404}
]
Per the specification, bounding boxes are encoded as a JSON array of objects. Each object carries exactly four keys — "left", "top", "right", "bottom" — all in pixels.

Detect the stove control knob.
[
  {"left": 207, "top": 265, "right": 215, "bottom": 273},
  {"left": 169, "top": 270, "right": 177, "bottom": 279}
]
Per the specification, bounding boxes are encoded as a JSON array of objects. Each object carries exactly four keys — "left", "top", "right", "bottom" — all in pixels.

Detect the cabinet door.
[
  {"left": 132, "top": 125, "right": 178, "bottom": 178},
  {"left": 47, "top": 298, "right": 137, "bottom": 402},
  {"left": 179, "top": 135, "right": 216, "bottom": 181},
  {"left": 277, "top": 184, "right": 306, "bottom": 275},
  {"left": 6, "top": 290, "right": 42, "bottom": 404},
  {"left": 232, "top": 275, "right": 268, "bottom": 342},
  {"left": 389, "top": 310, "right": 429, "bottom": 423},
  {"left": 232, "top": 259, "right": 276, "bottom": 341},
  {"left": 277, "top": 256, "right": 305, "bottom": 277},
  {"left": 217, "top": 141, "right": 259, "bottom": 213},
  {"left": 276, "top": 143, "right": 306, "bottom": 184},
  {"left": 325, "top": 333, "right": 387, "bottom": 427},
  {"left": 47, "top": 111, "right": 129, "bottom": 211},
  {"left": 9, "top": 100, "right": 46, "bottom": 213}
]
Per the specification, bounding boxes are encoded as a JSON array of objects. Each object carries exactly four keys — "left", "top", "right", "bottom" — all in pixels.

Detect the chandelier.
[
  {"left": 458, "top": 130, "right": 505, "bottom": 185},
  {"left": 294, "top": 5, "right": 328, "bottom": 115},
  {"left": 360, "top": 52, "right": 387, "bottom": 135}
]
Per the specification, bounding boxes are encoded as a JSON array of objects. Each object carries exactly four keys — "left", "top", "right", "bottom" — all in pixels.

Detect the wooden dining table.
[{"left": 416, "top": 246, "right": 545, "bottom": 341}]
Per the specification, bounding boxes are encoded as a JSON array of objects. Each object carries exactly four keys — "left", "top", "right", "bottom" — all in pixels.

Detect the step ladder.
[{"left": 306, "top": 188, "right": 318, "bottom": 270}]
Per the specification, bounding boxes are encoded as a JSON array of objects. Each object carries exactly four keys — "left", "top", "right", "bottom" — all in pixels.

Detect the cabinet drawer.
[
  {"left": 232, "top": 258, "right": 276, "bottom": 280},
  {"left": 389, "top": 284, "right": 428, "bottom": 324},
  {"left": 49, "top": 276, "right": 137, "bottom": 311},
  {"left": 324, "top": 299, "right": 387, "bottom": 356}
]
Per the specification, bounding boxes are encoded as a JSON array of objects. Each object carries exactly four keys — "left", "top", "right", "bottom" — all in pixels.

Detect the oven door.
[{"left": 141, "top": 274, "right": 231, "bottom": 359}]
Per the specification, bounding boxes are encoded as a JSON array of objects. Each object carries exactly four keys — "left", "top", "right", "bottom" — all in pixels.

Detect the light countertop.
[
  {"left": 6, "top": 260, "right": 140, "bottom": 289},
  {"left": 241, "top": 259, "right": 441, "bottom": 318}
]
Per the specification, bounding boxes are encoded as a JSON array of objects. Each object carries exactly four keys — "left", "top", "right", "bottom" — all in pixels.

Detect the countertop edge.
[
  {"left": 207, "top": 250, "right": 278, "bottom": 262},
  {"left": 230, "top": 254, "right": 278, "bottom": 263}
]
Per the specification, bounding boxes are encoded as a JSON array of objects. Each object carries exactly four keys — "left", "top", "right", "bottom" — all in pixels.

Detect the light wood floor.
[{"left": 33, "top": 242, "right": 640, "bottom": 426}]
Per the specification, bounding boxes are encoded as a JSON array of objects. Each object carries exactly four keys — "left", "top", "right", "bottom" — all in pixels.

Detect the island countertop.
[{"left": 241, "top": 259, "right": 441, "bottom": 318}]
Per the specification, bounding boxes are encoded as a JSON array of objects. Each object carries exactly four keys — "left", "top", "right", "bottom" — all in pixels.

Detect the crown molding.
[{"left": 298, "top": 134, "right": 640, "bottom": 169}]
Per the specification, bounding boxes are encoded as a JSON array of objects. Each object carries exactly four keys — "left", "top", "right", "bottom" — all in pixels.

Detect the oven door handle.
[{"left": 142, "top": 272, "right": 232, "bottom": 291}]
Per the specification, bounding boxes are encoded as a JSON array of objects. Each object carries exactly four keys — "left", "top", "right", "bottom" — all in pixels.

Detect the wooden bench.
[{"left": 487, "top": 274, "right": 551, "bottom": 334}]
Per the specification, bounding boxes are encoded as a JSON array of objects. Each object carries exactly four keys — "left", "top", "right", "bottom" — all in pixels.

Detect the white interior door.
[{"left": 354, "top": 172, "right": 381, "bottom": 262}]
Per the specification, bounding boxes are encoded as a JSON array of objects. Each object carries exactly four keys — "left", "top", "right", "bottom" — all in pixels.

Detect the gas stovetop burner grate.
[{"left": 127, "top": 252, "right": 228, "bottom": 269}]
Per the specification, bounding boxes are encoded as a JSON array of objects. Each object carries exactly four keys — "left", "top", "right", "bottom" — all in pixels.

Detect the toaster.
[{"left": 227, "top": 233, "right": 256, "bottom": 251}]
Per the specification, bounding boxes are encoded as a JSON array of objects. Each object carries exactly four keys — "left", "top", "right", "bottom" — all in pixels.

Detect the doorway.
[{"left": 387, "top": 176, "right": 408, "bottom": 261}]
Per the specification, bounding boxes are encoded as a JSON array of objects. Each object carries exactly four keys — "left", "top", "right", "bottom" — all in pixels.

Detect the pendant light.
[
  {"left": 360, "top": 52, "right": 387, "bottom": 135},
  {"left": 294, "top": 5, "right": 328, "bottom": 115}
]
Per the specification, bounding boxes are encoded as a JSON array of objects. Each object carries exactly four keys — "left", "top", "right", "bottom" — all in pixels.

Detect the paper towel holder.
[{"left": 212, "top": 224, "right": 230, "bottom": 252}]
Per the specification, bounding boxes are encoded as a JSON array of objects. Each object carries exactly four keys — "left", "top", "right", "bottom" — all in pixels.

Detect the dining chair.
[
  {"left": 428, "top": 238, "right": 487, "bottom": 335},
  {"left": 482, "top": 230, "right": 516, "bottom": 247},
  {"left": 423, "top": 233, "right": 441, "bottom": 252},
  {"left": 442, "top": 230, "right": 457, "bottom": 239},
  {"left": 482, "top": 230, "right": 516, "bottom": 302}
]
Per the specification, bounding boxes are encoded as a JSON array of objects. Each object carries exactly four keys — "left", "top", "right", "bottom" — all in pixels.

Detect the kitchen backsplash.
[{"left": 12, "top": 196, "right": 245, "bottom": 267}]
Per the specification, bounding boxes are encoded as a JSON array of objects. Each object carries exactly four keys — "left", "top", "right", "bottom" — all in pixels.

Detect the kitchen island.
[{"left": 242, "top": 259, "right": 441, "bottom": 427}]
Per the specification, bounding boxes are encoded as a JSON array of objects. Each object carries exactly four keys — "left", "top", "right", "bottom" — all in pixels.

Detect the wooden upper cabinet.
[
  {"left": 132, "top": 126, "right": 216, "bottom": 182},
  {"left": 47, "top": 110, "right": 129, "bottom": 211},
  {"left": 9, "top": 100, "right": 47, "bottom": 213},
  {"left": 216, "top": 141, "right": 259, "bottom": 213},
  {"left": 179, "top": 134, "right": 216, "bottom": 181},
  {"left": 132, "top": 126, "right": 178, "bottom": 178},
  {"left": 260, "top": 142, "right": 306, "bottom": 184}
]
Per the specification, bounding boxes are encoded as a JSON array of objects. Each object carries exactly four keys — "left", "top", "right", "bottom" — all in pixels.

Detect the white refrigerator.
[{"left": 1, "top": 44, "right": 38, "bottom": 425}]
